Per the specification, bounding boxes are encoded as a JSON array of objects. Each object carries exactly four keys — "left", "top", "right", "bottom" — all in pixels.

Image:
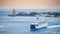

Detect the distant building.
[
  {"left": 8, "top": 9, "right": 16, "bottom": 16},
  {"left": 35, "top": 13, "right": 55, "bottom": 17}
]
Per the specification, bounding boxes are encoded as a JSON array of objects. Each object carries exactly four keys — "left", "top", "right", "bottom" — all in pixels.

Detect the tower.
[
  {"left": 12, "top": 9, "right": 16, "bottom": 16},
  {"left": 8, "top": 9, "right": 16, "bottom": 16}
]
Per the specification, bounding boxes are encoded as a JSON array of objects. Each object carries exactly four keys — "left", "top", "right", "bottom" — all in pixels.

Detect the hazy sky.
[{"left": 0, "top": 0, "right": 60, "bottom": 9}]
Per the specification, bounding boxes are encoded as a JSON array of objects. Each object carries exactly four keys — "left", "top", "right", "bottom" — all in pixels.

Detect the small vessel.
[
  {"left": 30, "top": 16, "right": 47, "bottom": 31},
  {"left": 30, "top": 22, "right": 47, "bottom": 31},
  {"left": 8, "top": 9, "right": 16, "bottom": 16}
]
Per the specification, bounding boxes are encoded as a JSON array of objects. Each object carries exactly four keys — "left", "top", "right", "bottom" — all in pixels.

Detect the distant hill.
[
  {"left": 16, "top": 12, "right": 60, "bottom": 17},
  {"left": 0, "top": 9, "right": 60, "bottom": 16},
  {"left": 16, "top": 12, "right": 38, "bottom": 16}
]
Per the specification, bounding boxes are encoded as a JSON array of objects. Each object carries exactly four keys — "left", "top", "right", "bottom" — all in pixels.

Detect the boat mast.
[{"left": 36, "top": 15, "right": 39, "bottom": 23}]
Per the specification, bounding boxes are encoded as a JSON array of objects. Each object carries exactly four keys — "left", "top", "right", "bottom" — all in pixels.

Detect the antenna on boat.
[{"left": 36, "top": 15, "right": 39, "bottom": 23}]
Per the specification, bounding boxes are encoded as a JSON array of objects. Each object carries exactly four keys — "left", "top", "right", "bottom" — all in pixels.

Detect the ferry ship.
[
  {"left": 30, "top": 22, "right": 47, "bottom": 30},
  {"left": 30, "top": 16, "right": 48, "bottom": 31}
]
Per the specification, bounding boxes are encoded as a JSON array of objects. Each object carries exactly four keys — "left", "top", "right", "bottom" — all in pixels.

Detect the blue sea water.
[{"left": 0, "top": 9, "right": 60, "bottom": 34}]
